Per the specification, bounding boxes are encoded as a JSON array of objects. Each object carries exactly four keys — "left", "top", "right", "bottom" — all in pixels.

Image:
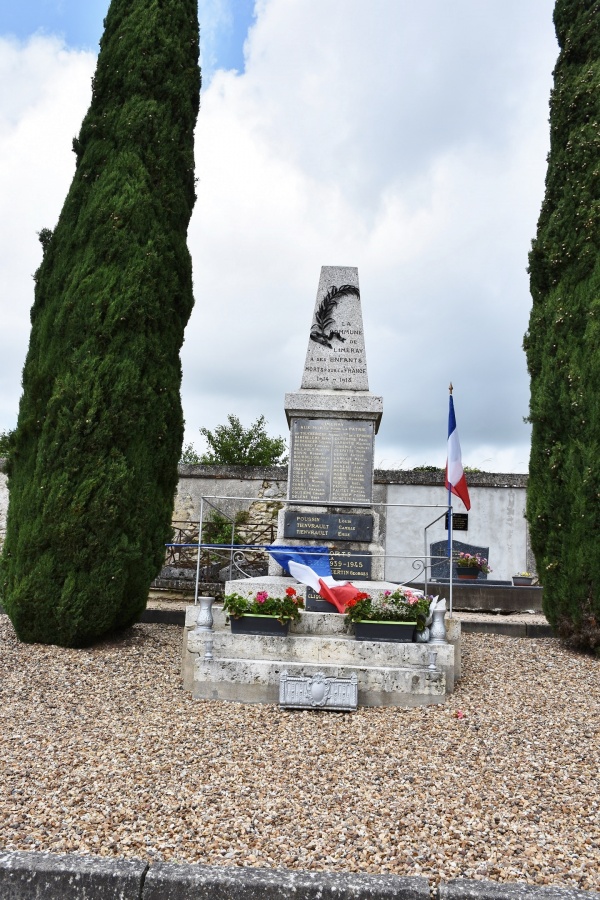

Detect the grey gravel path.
[{"left": 0, "top": 613, "right": 598, "bottom": 892}]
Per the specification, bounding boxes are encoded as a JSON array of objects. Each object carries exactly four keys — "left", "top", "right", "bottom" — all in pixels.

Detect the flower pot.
[
  {"left": 230, "top": 614, "right": 290, "bottom": 636},
  {"left": 353, "top": 621, "right": 416, "bottom": 642},
  {"left": 456, "top": 567, "right": 480, "bottom": 580},
  {"left": 512, "top": 576, "right": 534, "bottom": 586}
]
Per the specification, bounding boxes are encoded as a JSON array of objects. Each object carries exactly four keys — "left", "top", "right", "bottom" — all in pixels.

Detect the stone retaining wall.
[
  {"left": 0, "top": 851, "right": 596, "bottom": 900},
  {"left": 0, "top": 461, "right": 532, "bottom": 581}
]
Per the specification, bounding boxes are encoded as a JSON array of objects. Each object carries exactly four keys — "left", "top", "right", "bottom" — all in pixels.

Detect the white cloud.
[
  {"left": 0, "top": 2, "right": 558, "bottom": 473},
  {"left": 183, "top": 0, "right": 557, "bottom": 471},
  {"left": 0, "top": 34, "right": 95, "bottom": 428}
]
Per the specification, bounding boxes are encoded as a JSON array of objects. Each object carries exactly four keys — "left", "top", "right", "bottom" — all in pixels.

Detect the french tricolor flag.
[
  {"left": 287, "top": 561, "right": 359, "bottom": 613},
  {"left": 445, "top": 390, "right": 471, "bottom": 511},
  {"left": 268, "top": 546, "right": 359, "bottom": 613}
]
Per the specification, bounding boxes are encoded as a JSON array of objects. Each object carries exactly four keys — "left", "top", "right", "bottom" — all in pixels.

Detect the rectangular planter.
[
  {"left": 230, "top": 614, "right": 290, "bottom": 636},
  {"left": 353, "top": 621, "right": 416, "bottom": 642},
  {"left": 512, "top": 576, "right": 534, "bottom": 586}
]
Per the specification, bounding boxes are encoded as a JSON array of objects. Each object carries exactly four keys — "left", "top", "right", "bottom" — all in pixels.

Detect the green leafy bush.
[
  {"left": 199, "top": 415, "right": 287, "bottom": 466},
  {"left": 180, "top": 442, "right": 201, "bottom": 464},
  {"left": 0, "top": 0, "right": 200, "bottom": 647},
  {"left": 525, "top": 0, "right": 600, "bottom": 654},
  {"left": 0, "top": 430, "right": 14, "bottom": 459}
]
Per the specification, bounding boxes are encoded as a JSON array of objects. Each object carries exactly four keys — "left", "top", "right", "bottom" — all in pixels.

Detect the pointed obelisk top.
[{"left": 300, "top": 266, "right": 369, "bottom": 391}]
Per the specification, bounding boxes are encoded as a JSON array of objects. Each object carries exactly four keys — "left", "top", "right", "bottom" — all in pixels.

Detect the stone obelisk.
[{"left": 270, "top": 266, "right": 385, "bottom": 593}]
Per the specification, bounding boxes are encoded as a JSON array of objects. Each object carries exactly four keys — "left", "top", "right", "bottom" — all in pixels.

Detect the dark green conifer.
[
  {"left": 0, "top": 0, "right": 200, "bottom": 646},
  {"left": 525, "top": 0, "right": 600, "bottom": 652}
]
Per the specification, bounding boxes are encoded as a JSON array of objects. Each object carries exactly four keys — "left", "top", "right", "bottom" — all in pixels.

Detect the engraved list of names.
[{"left": 289, "top": 418, "right": 374, "bottom": 503}]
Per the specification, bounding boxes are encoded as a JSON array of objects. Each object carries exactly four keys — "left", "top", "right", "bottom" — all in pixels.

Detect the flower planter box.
[
  {"left": 353, "top": 621, "right": 416, "bottom": 642},
  {"left": 230, "top": 614, "right": 290, "bottom": 636},
  {"left": 456, "top": 568, "right": 480, "bottom": 580},
  {"left": 512, "top": 576, "right": 534, "bottom": 587}
]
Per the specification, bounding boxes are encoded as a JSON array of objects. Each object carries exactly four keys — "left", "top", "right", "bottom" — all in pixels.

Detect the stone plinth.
[
  {"left": 284, "top": 389, "right": 383, "bottom": 430},
  {"left": 182, "top": 603, "right": 459, "bottom": 707}
]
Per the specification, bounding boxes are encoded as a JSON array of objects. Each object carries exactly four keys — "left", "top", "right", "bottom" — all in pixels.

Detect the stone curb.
[
  {"left": 143, "top": 861, "right": 428, "bottom": 898},
  {"left": 438, "top": 878, "right": 600, "bottom": 899},
  {"left": 0, "top": 852, "right": 428, "bottom": 899},
  {"left": 1, "top": 852, "right": 598, "bottom": 900},
  {"left": 140, "top": 608, "right": 186, "bottom": 626},
  {"left": 0, "top": 850, "right": 147, "bottom": 899},
  {"left": 459, "top": 621, "right": 554, "bottom": 638}
]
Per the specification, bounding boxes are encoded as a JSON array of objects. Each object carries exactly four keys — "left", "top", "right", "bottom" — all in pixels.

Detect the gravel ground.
[{"left": 0, "top": 612, "right": 599, "bottom": 893}]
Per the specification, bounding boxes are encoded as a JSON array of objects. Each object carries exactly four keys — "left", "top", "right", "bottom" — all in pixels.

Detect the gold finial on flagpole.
[{"left": 449, "top": 382, "right": 453, "bottom": 395}]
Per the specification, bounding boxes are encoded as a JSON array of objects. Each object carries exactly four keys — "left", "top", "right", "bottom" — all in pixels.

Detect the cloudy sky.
[{"left": 0, "top": 0, "right": 558, "bottom": 472}]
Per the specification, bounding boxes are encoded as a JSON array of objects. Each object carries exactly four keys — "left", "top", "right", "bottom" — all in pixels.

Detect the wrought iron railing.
[{"left": 164, "top": 494, "right": 456, "bottom": 611}]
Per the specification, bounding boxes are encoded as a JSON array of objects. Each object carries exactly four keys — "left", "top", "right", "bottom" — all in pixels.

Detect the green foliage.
[
  {"left": 199, "top": 414, "right": 288, "bottom": 466},
  {"left": 202, "top": 509, "right": 248, "bottom": 547},
  {"left": 222, "top": 587, "right": 304, "bottom": 624},
  {"left": 0, "top": 429, "right": 14, "bottom": 458},
  {"left": 525, "top": 0, "right": 600, "bottom": 654},
  {"left": 180, "top": 442, "right": 201, "bottom": 464},
  {"left": 344, "top": 588, "right": 431, "bottom": 631},
  {"left": 0, "top": 0, "right": 200, "bottom": 647}
]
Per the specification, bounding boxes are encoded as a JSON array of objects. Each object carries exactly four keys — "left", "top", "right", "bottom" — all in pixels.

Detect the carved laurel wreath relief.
[{"left": 309, "top": 284, "right": 360, "bottom": 349}]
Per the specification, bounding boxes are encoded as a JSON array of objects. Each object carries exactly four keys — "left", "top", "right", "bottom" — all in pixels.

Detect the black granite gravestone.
[{"left": 429, "top": 539, "right": 490, "bottom": 581}]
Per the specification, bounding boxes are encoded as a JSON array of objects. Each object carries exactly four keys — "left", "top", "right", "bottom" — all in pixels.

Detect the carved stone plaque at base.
[{"left": 279, "top": 671, "right": 358, "bottom": 711}]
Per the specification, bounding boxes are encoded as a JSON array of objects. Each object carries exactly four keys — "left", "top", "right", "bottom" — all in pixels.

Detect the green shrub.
[
  {"left": 525, "top": 0, "right": 600, "bottom": 654},
  {"left": 0, "top": 429, "right": 14, "bottom": 459},
  {"left": 0, "top": 0, "right": 200, "bottom": 647},
  {"left": 199, "top": 415, "right": 288, "bottom": 466}
]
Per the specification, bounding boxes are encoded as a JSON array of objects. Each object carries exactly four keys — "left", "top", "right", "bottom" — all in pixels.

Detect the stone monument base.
[{"left": 182, "top": 594, "right": 461, "bottom": 709}]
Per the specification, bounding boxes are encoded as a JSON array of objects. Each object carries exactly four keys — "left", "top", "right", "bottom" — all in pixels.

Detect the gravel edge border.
[{"left": 1, "top": 851, "right": 598, "bottom": 900}]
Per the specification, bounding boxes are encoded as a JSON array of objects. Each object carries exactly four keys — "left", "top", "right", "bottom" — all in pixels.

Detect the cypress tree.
[
  {"left": 525, "top": 0, "right": 600, "bottom": 653},
  {"left": 0, "top": 0, "right": 200, "bottom": 646}
]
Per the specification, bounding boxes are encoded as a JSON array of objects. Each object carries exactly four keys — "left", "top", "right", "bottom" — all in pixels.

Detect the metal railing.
[{"left": 164, "top": 494, "right": 456, "bottom": 612}]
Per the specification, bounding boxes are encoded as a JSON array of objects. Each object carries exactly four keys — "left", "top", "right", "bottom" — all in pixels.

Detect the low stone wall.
[
  {"left": 171, "top": 466, "right": 532, "bottom": 583},
  {"left": 0, "top": 851, "right": 597, "bottom": 900},
  {"left": 0, "top": 462, "right": 533, "bottom": 583}
]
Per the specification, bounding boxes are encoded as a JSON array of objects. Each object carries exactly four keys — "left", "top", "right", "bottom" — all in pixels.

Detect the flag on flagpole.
[{"left": 445, "top": 389, "right": 471, "bottom": 511}]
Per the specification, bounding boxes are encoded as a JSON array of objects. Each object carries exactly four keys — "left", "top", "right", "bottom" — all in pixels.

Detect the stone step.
[
  {"left": 183, "top": 605, "right": 461, "bottom": 696},
  {"left": 185, "top": 604, "right": 460, "bottom": 641},
  {"left": 187, "top": 629, "right": 455, "bottom": 691},
  {"left": 192, "top": 657, "right": 446, "bottom": 707}
]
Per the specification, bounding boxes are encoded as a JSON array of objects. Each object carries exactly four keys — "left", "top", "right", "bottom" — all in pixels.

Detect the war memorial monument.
[{"left": 183, "top": 267, "right": 460, "bottom": 708}]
